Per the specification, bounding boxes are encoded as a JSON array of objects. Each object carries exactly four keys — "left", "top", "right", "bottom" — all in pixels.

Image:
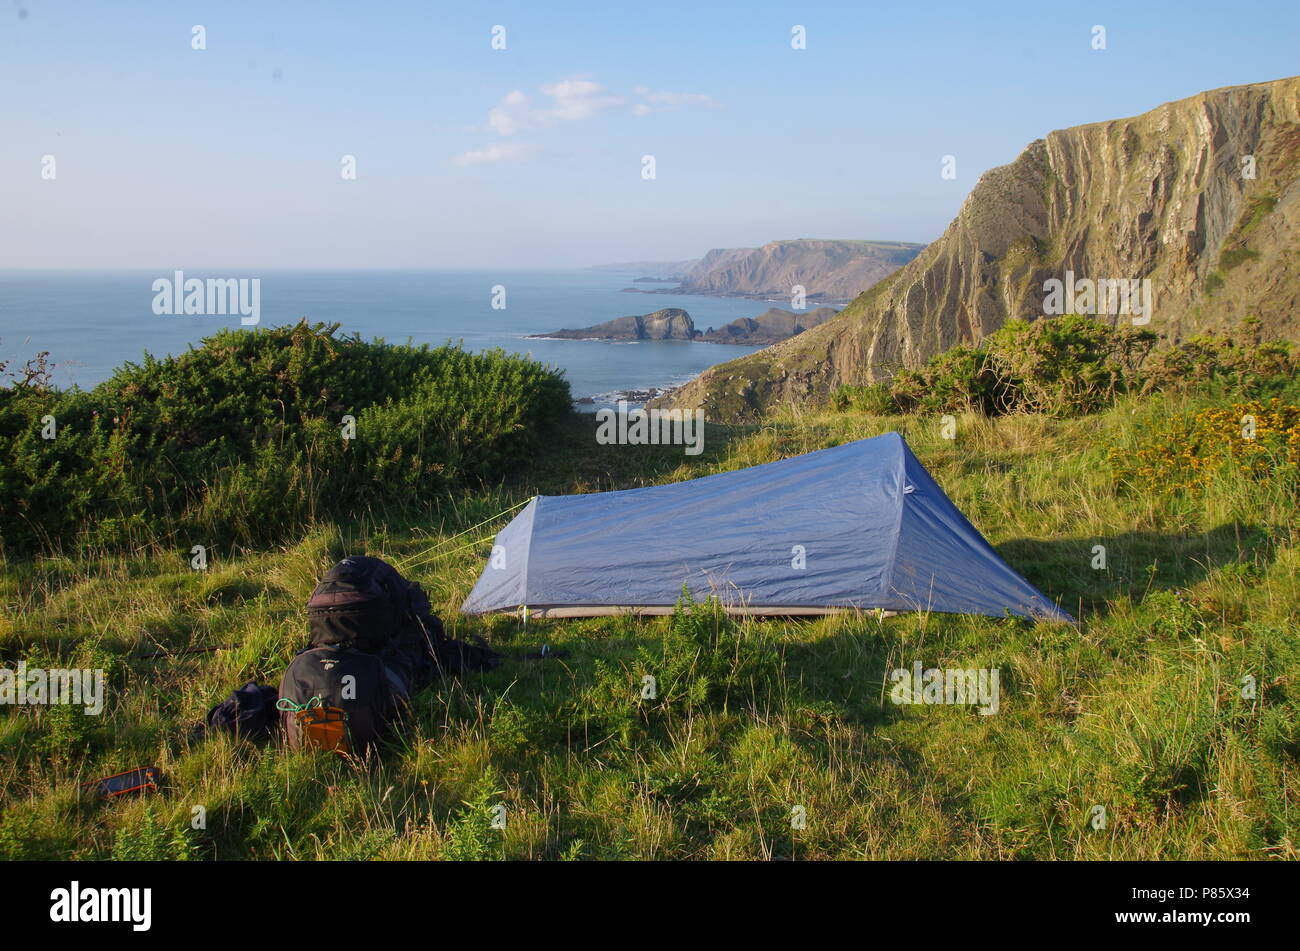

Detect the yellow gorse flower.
[{"left": 1112, "top": 399, "right": 1300, "bottom": 493}]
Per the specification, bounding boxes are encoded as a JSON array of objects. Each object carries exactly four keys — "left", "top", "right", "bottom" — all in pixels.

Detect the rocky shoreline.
[
  {"left": 539, "top": 305, "right": 840, "bottom": 411},
  {"left": 573, "top": 385, "right": 677, "bottom": 408}
]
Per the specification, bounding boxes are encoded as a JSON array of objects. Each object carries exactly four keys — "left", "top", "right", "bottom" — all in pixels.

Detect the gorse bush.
[
  {"left": 1135, "top": 327, "right": 1298, "bottom": 398},
  {"left": 0, "top": 321, "right": 572, "bottom": 552},
  {"left": 889, "top": 342, "right": 1005, "bottom": 416},
  {"left": 832, "top": 315, "right": 1296, "bottom": 419},
  {"left": 983, "top": 316, "right": 1157, "bottom": 415},
  {"left": 1110, "top": 399, "right": 1300, "bottom": 495},
  {"left": 830, "top": 381, "right": 893, "bottom": 415}
]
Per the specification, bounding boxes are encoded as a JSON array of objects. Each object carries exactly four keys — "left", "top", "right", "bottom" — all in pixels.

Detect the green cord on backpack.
[{"left": 276, "top": 695, "right": 323, "bottom": 714}]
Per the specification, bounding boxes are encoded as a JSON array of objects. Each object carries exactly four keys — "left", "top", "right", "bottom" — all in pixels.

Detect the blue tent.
[{"left": 461, "top": 432, "right": 1073, "bottom": 622}]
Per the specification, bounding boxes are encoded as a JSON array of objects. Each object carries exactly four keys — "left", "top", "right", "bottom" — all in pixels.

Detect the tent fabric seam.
[
  {"left": 520, "top": 495, "right": 538, "bottom": 612},
  {"left": 884, "top": 436, "right": 906, "bottom": 605}
]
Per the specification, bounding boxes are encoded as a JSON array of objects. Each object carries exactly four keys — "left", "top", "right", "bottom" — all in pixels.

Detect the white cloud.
[
  {"left": 632, "top": 86, "right": 719, "bottom": 111},
  {"left": 486, "top": 90, "right": 531, "bottom": 136},
  {"left": 487, "top": 77, "right": 626, "bottom": 135},
  {"left": 451, "top": 143, "right": 541, "bottom": 166},
  {"left": 457, "top": 77, "right": 718, "bottom": 165},
  {"left": 540, "top": 77, "right": 626, "bottom": 120}
]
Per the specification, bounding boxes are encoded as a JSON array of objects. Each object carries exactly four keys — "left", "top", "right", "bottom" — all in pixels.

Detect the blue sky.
[{"left": 2, "top": 0, "right": 1297, "bottom": 269}]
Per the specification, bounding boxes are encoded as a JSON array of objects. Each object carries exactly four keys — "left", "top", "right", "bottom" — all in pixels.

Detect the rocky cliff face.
[
  {"left": 667, "top": 239, "right": 924, "bottom": 302},
  {"left": 682, "top": 247, "right": 762, "bottom": 285},
  {"left": 533, "top": 308, "right": 696, "bottom": 340},
  {"left": 657, "top": 76, "right": 1300, "bottom": 422},
  {"left": 699, "top": 307, "right": 840, "bottom": 345}
]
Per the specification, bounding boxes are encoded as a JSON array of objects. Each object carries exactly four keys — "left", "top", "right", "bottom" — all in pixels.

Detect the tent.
[{"left": 461, "top": 431, "right": 1073, "bottom": 622}]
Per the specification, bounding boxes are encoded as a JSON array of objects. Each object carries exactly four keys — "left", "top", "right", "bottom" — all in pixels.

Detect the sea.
[{"left": 0, "top": 270, "right": 770, "bottom": 409}]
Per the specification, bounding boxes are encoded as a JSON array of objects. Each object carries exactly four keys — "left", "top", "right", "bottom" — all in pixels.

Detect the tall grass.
[{"left": 1, "top": 393, "right": 1297, "bottom": 859}]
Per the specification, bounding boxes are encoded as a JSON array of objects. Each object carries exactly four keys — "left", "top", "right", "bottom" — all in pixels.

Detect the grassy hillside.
[{"left": 2, "top": 386, "right": 1297, "bottom": 860}]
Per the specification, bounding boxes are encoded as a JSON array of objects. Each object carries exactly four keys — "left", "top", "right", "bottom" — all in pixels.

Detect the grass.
[{"left": 1, "top": 393, "right": 1297, "bottom": 860}]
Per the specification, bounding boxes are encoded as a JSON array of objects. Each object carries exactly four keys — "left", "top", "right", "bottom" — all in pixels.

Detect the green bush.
[
  {"left": 981, "top": 316, "right": 1156, "bottom": 415},
  {"left": 890, "top": 343, "right": 1002, "bottom": 415},
  {"left": 831, "top": 315, "right": 1295, "bottom": 421},
  {"left": 0, "top": 321, "right": 571, "bottom": 553},
  {"left": 831, "top": 382, "right": 896, "bottom": 415},
  {"left": 1137, "top": 327, "right": 1298, "bottom": 396}
]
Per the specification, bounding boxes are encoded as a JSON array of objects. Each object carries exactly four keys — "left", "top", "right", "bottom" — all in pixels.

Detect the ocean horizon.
[{"left": 0, "top": 269, "right": 773, "bottom": 408}]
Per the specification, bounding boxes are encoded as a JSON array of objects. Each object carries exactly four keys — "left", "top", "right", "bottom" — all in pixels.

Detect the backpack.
[
  {"left": 306, "top": 556, "right": 407, "bottom": 654},
  {"left": 276, "top": 697, "right": 352, "bottom": 755},
  {"left": 278, "top": 645, "right": 399, "bottom": 753},
  {"left": 307, "top": 555, "right": 502, "bottom": 681}
]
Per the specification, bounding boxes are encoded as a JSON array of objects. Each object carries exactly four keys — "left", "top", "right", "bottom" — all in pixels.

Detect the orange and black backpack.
[
  {"left": 277, "top": 646, "right": 393, "bottom": 754},
  {"left": 278, "top": 556, "right": 503, "bottom": 754}
]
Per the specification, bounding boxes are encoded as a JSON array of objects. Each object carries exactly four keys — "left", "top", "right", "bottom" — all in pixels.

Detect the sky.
[{"left": 2, "top": 0, "right": 1297, "bottom": 269}]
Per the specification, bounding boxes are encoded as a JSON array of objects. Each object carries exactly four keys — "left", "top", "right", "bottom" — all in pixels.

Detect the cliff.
[
  {"left": 667, "top": 239, "right": 924, "bottom": 302},
  {"left": 699, "top": 307, "right": 840, "bottom": 345},
  {"left": 657, "top": 76, "right": 1300, "bottom": 421}
]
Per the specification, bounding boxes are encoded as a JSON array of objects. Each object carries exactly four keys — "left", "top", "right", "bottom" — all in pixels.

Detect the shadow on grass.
[
  {"left": 517, "top": 414, "right": 753, "bottom": 495},
  {"left": 998, "top": 521, "right": 1277, "bottom": 618}
]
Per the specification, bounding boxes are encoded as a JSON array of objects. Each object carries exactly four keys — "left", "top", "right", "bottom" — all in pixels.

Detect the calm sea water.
[{"left": 0, "top": 270, "right": 769, "bottom": 408}]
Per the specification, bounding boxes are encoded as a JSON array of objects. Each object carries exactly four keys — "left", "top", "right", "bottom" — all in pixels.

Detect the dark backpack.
[
  {"left": 307, "top": 555, "right": 501, "bottom": 681},
  {"left": 194, "top": 681, "right": 281, "bottom": 743},
  {"left": 306, "top": 556, "right": 407, "bottom": 654}
]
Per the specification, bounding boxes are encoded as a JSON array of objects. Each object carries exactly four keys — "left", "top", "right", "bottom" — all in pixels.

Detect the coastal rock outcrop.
[
  {"left": 532, "top": 308, "right": 697, "bottom": 340},
  {"left": 699, "top": 307, "right": 840, "bottom": 345}
]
